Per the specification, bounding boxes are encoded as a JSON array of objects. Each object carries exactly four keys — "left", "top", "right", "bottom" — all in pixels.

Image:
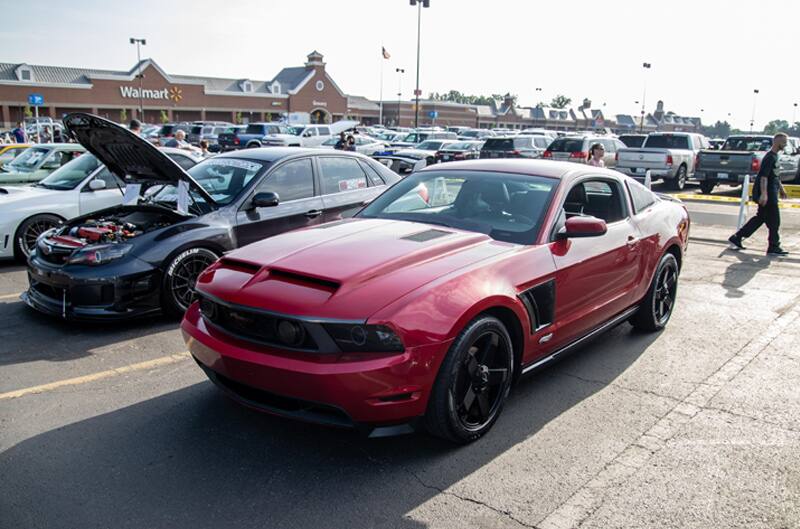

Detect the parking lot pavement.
[{"left": 1, "top": 212, "right": 800, "bottom": 529}]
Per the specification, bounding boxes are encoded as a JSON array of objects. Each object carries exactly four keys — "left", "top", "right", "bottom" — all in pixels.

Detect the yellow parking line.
[
  {"left": 674, "top": 195, "right": 800, "bottom": 209},
  {"left": 0, "top": 352, "right": 191, "bottom": 401},
  {"left": 0, "top": 292, "right": 22, "bottom": 301}
]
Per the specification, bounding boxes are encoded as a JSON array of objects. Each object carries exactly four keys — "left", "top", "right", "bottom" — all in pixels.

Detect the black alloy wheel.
[
  {"left": 162, "top": 247, "right": 219, "bottom": 317},
  {"left": 15, "top": 214, "right": 61, "bottom": 260},
  {"left": 631, "top": 252, "right": 679, "bottom": 332},
  {"left": 425, "top": 316, "right": 514, "bottom": 443},
  {"left": 670, "top": 165, "right": 687, "bottom": 190}
]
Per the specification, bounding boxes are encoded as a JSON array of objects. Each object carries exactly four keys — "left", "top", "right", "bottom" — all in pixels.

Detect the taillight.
[
  {"left": 666, "top": 154, "right": 674, "bottom": 166},
  {"left": 454, "top": 153, "right": 465, "bottom": 160},
  {"left": 694, "top": 153, "right": 700, "bottom": 170},
  {"left": 511, "top": 150, "right": 521, "bottom": 156},
  {"left": 615, "top": 152, "right": 619, "bottom": 161},
  {"left": 234, "top": 137, "right": 240, "bottom": 145},
  {"left": 570, "top": 151, "right": 587, "bottom": 159},
  {"left": 543, "top": 150, "right": 552, "bottom": 158},
  {"left": 750, "top": 155, "right": 760, "bottom": 173}
]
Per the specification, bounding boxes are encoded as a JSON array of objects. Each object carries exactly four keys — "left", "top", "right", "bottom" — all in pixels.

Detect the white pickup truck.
[{"left": 615, "top": 132, "right": 709, "bottom": 190}]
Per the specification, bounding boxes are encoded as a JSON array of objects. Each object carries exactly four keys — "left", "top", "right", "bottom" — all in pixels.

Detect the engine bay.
[{"left": 49, "top": 209, "right": 179, "bottom": 247}]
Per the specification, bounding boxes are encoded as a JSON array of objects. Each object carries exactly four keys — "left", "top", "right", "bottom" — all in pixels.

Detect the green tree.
[
  {"left": 549, "top": 95, "right": 572, "bottom": 109},
  {"left": 23, "top": 105, "right": 32, "bottom": 118},
  {"left": 764, "top": 119, "right": 790, "bottom": 135},
  {"left": 159, "top": 110, "right": 169, "bottom": 124},
  {"left": 701, "top": 120, "right": 732, "bottom": 138},
  {"left": 234, "top": 112, "right": 243, "bottom": 125},
  {"left": 120, "top": 108, "right": 128, "bottom": 123}
]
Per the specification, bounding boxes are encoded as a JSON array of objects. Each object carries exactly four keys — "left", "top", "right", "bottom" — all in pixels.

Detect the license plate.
[
  {"left": 442, "top": 155, "right": 450, "bottom": 161},
  {"left": 635, "top": 168, "right": 646, "bottom": 174},
  {"left": 718, "top": 172, "right": 729, "bottom": 180}
]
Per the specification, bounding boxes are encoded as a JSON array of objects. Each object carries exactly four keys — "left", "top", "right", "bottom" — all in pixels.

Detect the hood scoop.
[
  {"left": 218, "top": 257, "right": 261, "bottom": 274},
  {"left": 400, "top": 229, "right": 452, "bottom": 243},
  {"left": 268, "top": 268, "right": 340, "bottom": 293}
]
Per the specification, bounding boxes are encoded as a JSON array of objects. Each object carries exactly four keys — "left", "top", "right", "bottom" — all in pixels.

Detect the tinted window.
[
  {"left": 38, "top": 153, "right": 101, "bottom": 190},
  {"left": 318, "top": 127, "right": 330, "bottom": 135},
  {"left": 534, "top": 137, "right": 550, "bottom": 148},
  {"left": 153, "top": 158, "right": 268, "bottom": 206},
  {"left": 627, "top": 178, "right": 657, "bottom": 213},
  {"left": 619, "top": 135, "right": 647, "bottom": 148},
  {"left": 259, "top": 158, "right": 314, "bottom": 201},
  {"left": 644, "top": 135, "right": 690, "bottom": 149},
  {"left": 722, "top": 137, "right": 772, "bottom": 151},
  {"left": 191, "top": 126, "right": 203, "bottom": 134},
  {"left": 94, "top": 167, "right": 125, "bottom": 189},
  {"left": 319, "top": 157, "right": 368, "bottom": 194},
  {"left": 547, "top": 138, "right": 586, "bottom": 152},
  {"left": 513, "top": 137, "right": 534, "bottom": 148},
  {"left": 482, "top": 138, "right": 515, "bottom": 150},
  {"left": 564, "top": 180, "right": 626, "bottom": 223},
  {"left": 360, "top": 161, "right": 386, "bottom": 186},
  {"left": 245, "top": 124, "right": 266, "bottom": 134},
  {"left": 169, "top": 154, "right": 198, "bottom": 170}
]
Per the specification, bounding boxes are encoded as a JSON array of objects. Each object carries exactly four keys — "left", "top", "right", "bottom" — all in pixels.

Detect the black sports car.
[{"left": 22, "top": 113, "right": 400, "bottom": 320}]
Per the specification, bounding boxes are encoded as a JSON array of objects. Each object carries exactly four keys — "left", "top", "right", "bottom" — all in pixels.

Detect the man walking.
[
  {"left": 12, "top": 121, "right": 26, "bottom": 143},
  {"left": 728, "top": 132, "right": 789, "bottom": 256},
  {"left": 129, "top": 119, "right": 142, "bottom": 136}
]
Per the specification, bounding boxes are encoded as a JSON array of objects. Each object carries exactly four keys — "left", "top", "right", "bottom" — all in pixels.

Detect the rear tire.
[
  {"left": 424, "top": 315, "right": 514, "bottom": 444},
  {"left": 630, "top": 252, "right": 679, "bottom": 332},
  {"left": 246, "top": 142, "right": 261, "bottom": 149},
  {"left": 14, "top": 214, "right": 61, "bottom": 261},
  {"left": 669, "top": 165, "right": 687, "bottom": 191},
  {"left": 699, "top": 180, "right": 716, "bottom": 194},
  {"left": 161, "top": 247, "right": 219, "bottom": 318}
]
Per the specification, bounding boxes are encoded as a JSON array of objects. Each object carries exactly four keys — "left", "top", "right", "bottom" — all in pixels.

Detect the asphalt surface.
[{"left": 1, "top": 195, "right": 800, "bottom": 529}]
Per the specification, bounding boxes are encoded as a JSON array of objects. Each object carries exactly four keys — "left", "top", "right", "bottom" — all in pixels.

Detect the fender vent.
[
  {"left": 268, "top": 269, "right": 340, "bottom": 292},
  {"left": 219, "top": 258, "right": 261, "bottom": 274},
  {"left": 401, "top": 229, "right": 451, "bottom": 243},
  {"left": 519, "top": 279, "right": 555, "bottom": 332}
]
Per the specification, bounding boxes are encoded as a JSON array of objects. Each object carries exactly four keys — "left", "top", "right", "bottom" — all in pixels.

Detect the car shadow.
[
  {"left": 719, "top": 248, "right": 772, "bottom": 298},
  {"left": 0, "top": 322, "right": 661, "bottom": 529}
]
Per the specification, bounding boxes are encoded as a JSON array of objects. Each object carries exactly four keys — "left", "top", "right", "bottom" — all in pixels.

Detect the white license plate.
[
  {"left": 442, "top": 155, "right": 451, "bottom": 160},
  {"left": 718, "top": 172, "right": 729, "bottom": 180},
  {"left": 635, "top": 167, "right": 646, "bottom": 174}
]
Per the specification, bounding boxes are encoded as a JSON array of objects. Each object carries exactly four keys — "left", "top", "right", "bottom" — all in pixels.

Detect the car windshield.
[
  {"left": 288, "top": 127, "right": 305, "bottom": 136},
  {"left": 358, "top": 170, "right": 558, "bottom": 244},
  {"left": 442, "top": 142, "right": 475, "bottom": 151},
  {"left": 191, "top": 125, "right": 203, "bottom": 134},
  {"left": 5, "top": 147, "right": 50, "bottom": 171},
  {"left": 620, "top": 135, "right": 647, "bottom": 148},
  {"left": 722, "top": 137, "right": 772, "bottom": 151},
  {"left": 151, "top": 157, "right": 269, "bottom": 207},
  {"left": 547, "top": 138, "right": 585, "bottom": 152},
  {"left": 402, "top": 133, "right": 427, "bottom": 143},
  {"left": 460, "top": 130, "right": 481, "bottom": 138},
  {"left": 644, "top": 135, "right": 690, "bottom": 149},
  {"left": 415, "top": 140, "right": 447, "bottom": 150},
  {"left": 35, "top": 153, "right": 102, "bottom": 190}
]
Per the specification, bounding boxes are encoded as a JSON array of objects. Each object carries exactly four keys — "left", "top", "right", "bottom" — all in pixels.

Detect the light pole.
[
  {"left": 395, "top": 68, "right": 405, "bottom": 127},
  {"left": 750, "top": 89, "right": 759, "bottom": 132},
  {"left": 129, "top": 38, "right": 146, "bottom": 121},
  {"left": 410, "top": 0, "right": 429, "bottom": 129},
  {"left": 639, "top": 62, "right": 651, "bottom": 133},
  {"left": 793, "top": 102, "right": 798, "bottom": 125}
]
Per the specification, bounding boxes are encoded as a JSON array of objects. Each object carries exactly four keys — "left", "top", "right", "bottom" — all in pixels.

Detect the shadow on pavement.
[
  {"left": 719, "top": 247, "right": 772, "bottom": 298},
  {"left": 0, "top": 323, "right": 660, "bottom": 529}
]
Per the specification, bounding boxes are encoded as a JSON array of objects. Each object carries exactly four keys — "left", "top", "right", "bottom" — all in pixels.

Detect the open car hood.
[{"left": 63, "top": 113, "right": 215, "bottom": 206}]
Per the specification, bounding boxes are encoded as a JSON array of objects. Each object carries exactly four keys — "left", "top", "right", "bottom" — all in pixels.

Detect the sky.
[{"left": 3, "top": 0, "right": 799, "bottom": 130}]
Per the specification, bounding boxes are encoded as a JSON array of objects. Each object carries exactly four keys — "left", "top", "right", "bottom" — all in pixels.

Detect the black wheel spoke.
[
  {"left": 476, "top": 393, "right": 491, "bottom": 421},
  {"left": 461, "top": 386, "right": 477, "bottom": 411},
  {"left": 488, "top": 368, "right": 507, "bottom": 386}
]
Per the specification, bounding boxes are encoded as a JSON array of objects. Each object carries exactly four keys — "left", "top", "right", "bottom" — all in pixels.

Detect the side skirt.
[{"left": 521, "top": 305, "right": 640, "bottom": 375}]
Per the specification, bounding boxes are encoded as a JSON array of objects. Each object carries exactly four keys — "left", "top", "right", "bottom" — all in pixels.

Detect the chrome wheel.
[{"left": 16, "top": 215, "right": 60, "bottom": 259}]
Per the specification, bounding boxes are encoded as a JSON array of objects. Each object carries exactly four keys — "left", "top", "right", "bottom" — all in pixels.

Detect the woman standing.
[{"left": 587, "top": 143, "right": 605, "bottom": 167}]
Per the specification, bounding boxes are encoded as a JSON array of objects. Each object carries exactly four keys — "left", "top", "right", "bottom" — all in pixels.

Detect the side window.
[
  {"left": 360, "top": 161, "right": 386, "bottom": 186},
  {"left": 565, "top": 179, "right": 626, "bottom": 222},
  {"left": 202, "top": 127, "right": 213, "bottom": 135},
  {"left": 257, "top": 158, "right": 315, "bottom": 201},
  {"left": 601, "top": 139, "right": 616, "bottom": 153},
  {"left": 318, "top": 126, "right": 330, "bottom": 136},
  {"left": 318, "top": 157, "right": 368, "bottom": 194},
  {"left": 169, "top": 154, "right": 197, "bottom": 171},
  {"left": 94, "top": 167, "right": 125, "bottom": 189},
  {"left": 627, "top": 179, "right": 657, "bottom": 213}
]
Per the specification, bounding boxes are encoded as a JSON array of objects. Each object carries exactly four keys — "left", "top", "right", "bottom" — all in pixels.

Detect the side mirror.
[
  {"left": 558, "top": 215, "right": 607, "bottom": 239},
  {"left": 88, "top": 179, "right": 107, "bottom": 191},
  {"left": 251, "top": 191, "right": 280, "bottom": 208}
]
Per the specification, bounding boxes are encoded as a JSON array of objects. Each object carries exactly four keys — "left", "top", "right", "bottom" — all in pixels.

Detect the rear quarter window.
[{"left": 627, "top": 178, "right": 657, "bottom": 213}]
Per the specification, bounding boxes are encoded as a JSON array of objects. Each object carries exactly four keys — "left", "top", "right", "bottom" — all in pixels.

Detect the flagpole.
[{"left": 379, "top": 47, "right": 384, "bottom": 126}]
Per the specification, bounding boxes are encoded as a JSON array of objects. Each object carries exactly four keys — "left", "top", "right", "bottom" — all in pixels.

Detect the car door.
[
  {"left": 548, "top": 177, "right": 644, "bottom": 347},
  {"left": 233, "top": 157, "right": 323, "bottom": 248},
  {"left": 315, "top": 126, "right": 331, "bottom": 147},
  {"left": 78, "top": 166, "right": 126, "bottom": 214},
  {"left": 317, "top": 155, "right": 374, "bottom": 222}
]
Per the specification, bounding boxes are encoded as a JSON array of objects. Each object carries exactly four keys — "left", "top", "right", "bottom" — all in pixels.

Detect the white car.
[
  {"left": 393, "top": 139, "right": 458, "bottom": 163},
  {"left": 320, "top": 135, "right": 388, "bottom": 155},
  {"left": 262, "top": 120, "right": 359, "bottom": 147},
  {"left": 0, "top": 148, "right": 202, "bottom": 260}
]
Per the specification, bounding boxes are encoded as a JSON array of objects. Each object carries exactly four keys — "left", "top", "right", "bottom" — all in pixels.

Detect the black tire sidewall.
[
  {"left": 161, "top": 247, "right": 218, "bottom": 317},
  {"left": 672, "top": 166, "right": 687, "bottom": 190},
  {"left": 14, "top": 214, "right": 61, "bottom": 261},
  {"left": 634, "top": 253, "right": 679, "bottom": 331}
]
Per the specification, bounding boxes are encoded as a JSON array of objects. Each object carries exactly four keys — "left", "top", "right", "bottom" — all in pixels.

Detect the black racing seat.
[{"left": 564, "top": 184, "right": 587, "bottom": 217}]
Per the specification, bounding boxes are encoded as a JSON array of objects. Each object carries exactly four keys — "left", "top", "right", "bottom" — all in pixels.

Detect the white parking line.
[{"left": 0, "top": 292, "right": 21, "bottom": 301}]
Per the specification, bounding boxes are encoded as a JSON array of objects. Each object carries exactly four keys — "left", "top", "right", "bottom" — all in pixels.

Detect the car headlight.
[
  {"left": 67, "top": 243, "right": 132, "bottom": 266},
  {"left": 323, "top": 323, "right": 404, "bottom": 353}
]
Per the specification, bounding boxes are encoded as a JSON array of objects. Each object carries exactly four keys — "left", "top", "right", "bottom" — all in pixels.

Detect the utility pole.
[
  {"left": 129, "top": 38, "right": 147, "bottom": 121},
  {"left": 410, "top": 0, "right": 429, "bottom": 129},
  {"left": 396, "top": 68, "right": 405, "bottom": 127}
]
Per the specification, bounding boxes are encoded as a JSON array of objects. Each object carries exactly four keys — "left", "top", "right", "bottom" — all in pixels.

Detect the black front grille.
[
  {"left": 30, "top": 277, "right": 64, "bottom": 300},
  {"left": 199, "top": 296, "right": 318, "bottom": 351}
]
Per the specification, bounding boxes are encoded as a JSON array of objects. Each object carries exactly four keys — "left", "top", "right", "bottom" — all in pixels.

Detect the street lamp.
[
  {"left": 395, "top": 68, "right": 405, "bottom": 127},
  {"left": 409, "top": 0, "right": 430, "bottom": 129},
  {"left": 793, "top": 102, "right": 798, "bottom": 125},
  {"left": 750, "top": 89, "right": 759, "bottom": 133},
  {"left": 639, "top": 62, "right": 651, "bottom": 133},
  {"left": 129, "top": 37, "right": 146, "bottom": 121}
]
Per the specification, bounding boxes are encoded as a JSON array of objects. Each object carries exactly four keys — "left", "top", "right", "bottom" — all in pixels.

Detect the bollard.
[
  {"left": 644, "top": 170, "right": 652, "bottom": 190},
  {"left": 737, "top": 173, "right": 750, "bottom": 229}
]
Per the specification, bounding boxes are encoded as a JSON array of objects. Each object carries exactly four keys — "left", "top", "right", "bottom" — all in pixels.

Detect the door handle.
[
  {"left": 627, "top": 236, "right": 640, "bottom": 246},
  {"left": 304, "top": 209, "right": 322, "bottom": 219}
]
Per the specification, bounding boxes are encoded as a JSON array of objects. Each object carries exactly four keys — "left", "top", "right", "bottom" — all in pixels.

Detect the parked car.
[
  {"left": 393, "top": 139, "right": 458, "bottom": 164},
  {"left": 320, "top": 135, "right": 388, "bottom": 155},
  {"left": 519, "top": 128, "right": 557, "bottom": 139},
  {"left": 263, "top": 121, "right": 359, "bottom": 148},
  {"left": 182, "top": 159, "right": 690, "bottom": 443},
  {"left": 543, "top": 136, "right": 625, "bottom": 168},
  {"left": 156, "top": 122, "right": 192, "bottom": 146},
  {"left": 0, "top": 144, "right": 87, "bottom": 185},
  {"left": 435, "top": 140, "right": 484, "bottom": 162},
  {"left": 447, "top": 126, "right": 471, "bottom": 136},
  {"left": 694, "top": 135, "right": 800, "bottom": 194},
  {"left": 390, "top": 130, "right": 458, "bottom": 150},
  {"left": 215, "top": 125, "right": 248, "bottom": 151},
  {"left": 0, "top": 148, "right": 202, "bottom": 260},
  {"left": 22, "top": 113, "right": 399, "bottom": 321},
  {"left": 480, "top": 136, "right": 551, "bottom": 159},
  {"left": 217, "top": 122, "right": 291, "bottom": 150},
  {"left": 615, "top": 132, "right": 709, "bottom": 190},
  {"left": 0, "top": 144, "right": 30, "bottom": 168},
  {"left": 618, "top": 134, "right": 648, "bottom": 148},
  {"left": 458, "top": 129, "right": 496, "bottom": 141},
  {"left": 187, "top": 122, "right": 232, "bottom": 146}
]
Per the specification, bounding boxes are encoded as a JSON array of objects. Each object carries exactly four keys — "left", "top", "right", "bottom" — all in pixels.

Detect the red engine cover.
[{"left": 77, "top": 227, "right": 113, "bottom": 242}]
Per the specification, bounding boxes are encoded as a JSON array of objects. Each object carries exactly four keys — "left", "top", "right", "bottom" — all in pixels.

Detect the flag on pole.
[{"left": 382, "top": 46, "right": 390, "bottom": 60}]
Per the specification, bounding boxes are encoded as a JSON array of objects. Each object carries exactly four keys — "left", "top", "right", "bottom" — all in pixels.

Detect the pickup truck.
[
  {"left": 262, "top": 121, "right": 360, "bottom": 148},
  {"left": 615, "top": 132, "right": 709, "bottom": 190},
  {"left": 694, "top": 135, "right": 800, "bottom": 194},
  {"left": 217, "top": 122, "right": 291, "bottom": 151}
]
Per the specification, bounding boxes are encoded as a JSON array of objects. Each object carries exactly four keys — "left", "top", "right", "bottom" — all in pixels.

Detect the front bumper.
[
  {"left": 22, "top": 254, "right": 163, "bottom": 321},
  {"left": 182, "top": 303, "right": 450, "bottom": 428}
]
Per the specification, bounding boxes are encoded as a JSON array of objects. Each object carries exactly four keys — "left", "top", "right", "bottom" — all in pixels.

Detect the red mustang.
[{"left": 182, "top": 159, "right": 689, "bottom": 443}]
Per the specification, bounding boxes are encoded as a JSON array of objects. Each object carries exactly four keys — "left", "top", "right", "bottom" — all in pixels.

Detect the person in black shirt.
[{"left": 729, "top": 132, "right": 789, "bottom": 256}]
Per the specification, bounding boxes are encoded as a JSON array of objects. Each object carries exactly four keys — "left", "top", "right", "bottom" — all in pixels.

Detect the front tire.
[
  {"left": 14, "top": 214, "right": 61, "bottom": 261},
  {"left": 425, "top": 315, "right": 514, "bottom": 444},
  {"left": 669, "top": 165, "right": 687, "bottom": 190},
  {"left": 161, "top": 247, "right": 219, "bottom": 318},
  {"left": 630, "top": 252, "right": 679, "bottom": 332}
]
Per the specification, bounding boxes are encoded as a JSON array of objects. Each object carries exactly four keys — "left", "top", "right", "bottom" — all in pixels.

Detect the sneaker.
[
  {"left": 766, "top": 247, "right": 789, "bottom": 256},
  {"left": 728, "top": 235, "right": 746, "bottom": 250}
]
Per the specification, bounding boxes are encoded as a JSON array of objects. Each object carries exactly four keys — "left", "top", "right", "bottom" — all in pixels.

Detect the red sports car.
[{"left": 182, "top": 159, "right": 689, "bottom": 443}]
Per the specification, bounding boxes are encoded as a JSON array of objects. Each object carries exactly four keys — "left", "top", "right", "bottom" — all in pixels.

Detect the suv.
[
  {"left": 186, "top": 122, "right": 232, "bottom": 146},
  {"left": 616, "top": 132, "right": 708, "bottom": 190},
  {"left": 480, "top": 136, "right": 551, "bottom": 159},
  {"left": 263, "top": 121, "right": 359, "bottom": 148},
  {"left": 543, "top": 136, "right": 625, "bottom": 167},
  {"left": 156, "top": 123, "right": 192, "bottom": 146},
  {"left": 224, "top": 122, "right": 292, "bottom": 150}
]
